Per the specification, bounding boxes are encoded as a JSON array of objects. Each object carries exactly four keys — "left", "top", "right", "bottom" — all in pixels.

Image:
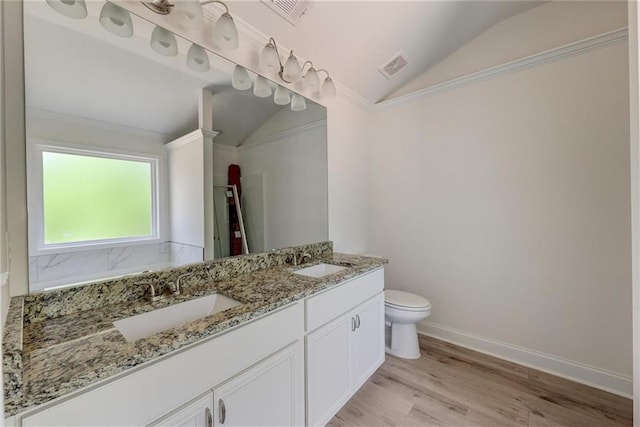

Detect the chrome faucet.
[
  {"left": 136, "top": 281, "right": 162, "bottom": 302},
  {"left": 294, "top": 252, "right": 312, "bottom": 266},
  {"left": 170, "top": 272, "right": 194, "bottom": 296}
]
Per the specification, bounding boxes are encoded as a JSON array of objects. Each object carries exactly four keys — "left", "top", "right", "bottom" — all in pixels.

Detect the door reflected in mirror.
[{"left": 24, "top": 0, "right": 328, "bottom": 292}]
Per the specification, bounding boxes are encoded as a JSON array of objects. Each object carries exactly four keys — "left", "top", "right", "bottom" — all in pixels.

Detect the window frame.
[{"left": 28, "top": 138, "right": 163, "bottom": 255}]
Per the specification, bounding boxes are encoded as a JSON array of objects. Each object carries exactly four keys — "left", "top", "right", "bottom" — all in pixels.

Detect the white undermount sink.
[
  {"left": 114, "top": 294, "right": 241, "bottom": 342},
  {"left": 293, "top": 263, "right": 347, "bottom": 278}
]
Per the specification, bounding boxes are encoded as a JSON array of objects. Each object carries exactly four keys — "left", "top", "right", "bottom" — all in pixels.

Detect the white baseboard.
[{"left": 417, "top": 320, "right": 633, "bottom": 398}]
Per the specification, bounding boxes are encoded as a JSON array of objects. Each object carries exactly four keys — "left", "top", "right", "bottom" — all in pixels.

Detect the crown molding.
[
  {"left": 238, "top": 119, "right": 327, "bottom": 151},
  {"left": 375, "top": 27, "right": 629, "bottom": 110},
  {"left": 26, "top": 108, "right": 169, "bottom": 141},
  {"left": 165, "top": 128, "right": 220, "bottom": 150}
]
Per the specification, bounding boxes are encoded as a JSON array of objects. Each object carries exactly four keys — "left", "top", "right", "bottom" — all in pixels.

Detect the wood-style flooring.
[{"left": 328, "top": 335, "right": 633, "bottom": 427}]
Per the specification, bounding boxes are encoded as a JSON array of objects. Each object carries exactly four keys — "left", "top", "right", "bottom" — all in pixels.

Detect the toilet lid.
[{"left": 384, "top": 289, "right": 431, "bottom": 309}]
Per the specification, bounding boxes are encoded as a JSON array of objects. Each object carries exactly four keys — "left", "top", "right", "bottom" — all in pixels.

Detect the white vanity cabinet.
[
  {"left": 212, "top": 342, "right": 304, "bottom": 426},
  {"left": 151, "top": 342, "right": 303, "bottom": 427},
  {"left": 152, "top": 393, "right": 214, "bottom": 427},
  {"left": 305, "top": 268, "right": 385, "bottom": 427},
  {"left": 14, "top": 267, "right": 385, "bottom": 427}
]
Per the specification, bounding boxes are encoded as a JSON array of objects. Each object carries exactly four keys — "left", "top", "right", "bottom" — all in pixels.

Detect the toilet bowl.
[{"left": 384, "top": 289, "right": 431, "bottom": 359}]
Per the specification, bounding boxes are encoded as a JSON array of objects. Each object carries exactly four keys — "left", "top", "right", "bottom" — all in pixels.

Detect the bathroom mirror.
[{"left": 23, "top": 0, "right": 328, "bottom": 292}]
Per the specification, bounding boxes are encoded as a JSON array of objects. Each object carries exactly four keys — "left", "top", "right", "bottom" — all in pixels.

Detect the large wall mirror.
[{"left": 24, "top": 0, "right": 328, "bottom": 292}]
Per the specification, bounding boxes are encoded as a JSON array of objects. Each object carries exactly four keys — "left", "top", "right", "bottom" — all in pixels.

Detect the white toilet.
[{"left": 384, "top": 289, "right": 431, "bottom": 359}]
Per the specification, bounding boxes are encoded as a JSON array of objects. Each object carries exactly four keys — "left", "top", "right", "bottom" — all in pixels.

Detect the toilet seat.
[{"left": 384, "top": 290, "right": 431, "bottom": 311}]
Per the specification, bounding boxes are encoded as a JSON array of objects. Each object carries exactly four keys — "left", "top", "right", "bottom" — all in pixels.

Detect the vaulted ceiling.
[
  {"left": 228, "top": 0, "right": 543, "bottom": 104},
  {"left": 25, "top": 0, "right": 552, "bottom": 139}
]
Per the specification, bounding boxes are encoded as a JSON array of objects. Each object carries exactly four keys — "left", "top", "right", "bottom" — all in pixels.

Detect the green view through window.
[{"left": 42, "top": 151, "right": 155, "bottom": 245}]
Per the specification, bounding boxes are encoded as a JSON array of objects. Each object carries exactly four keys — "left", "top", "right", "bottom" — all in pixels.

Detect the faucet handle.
[{"left": 135, "top": 281, "right": 162, "bottom": 302}]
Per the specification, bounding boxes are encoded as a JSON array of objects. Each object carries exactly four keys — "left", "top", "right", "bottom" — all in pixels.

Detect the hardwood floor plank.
[{"left": 328, "top": 335, "right": 633, "bottom": 427}]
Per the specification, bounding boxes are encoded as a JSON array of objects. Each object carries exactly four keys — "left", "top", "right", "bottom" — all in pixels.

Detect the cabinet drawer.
[{"left": 305, "top": 268, "right": 383, "bottom": 332}]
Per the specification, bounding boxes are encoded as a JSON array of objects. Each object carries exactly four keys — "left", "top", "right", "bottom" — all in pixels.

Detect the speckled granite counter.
[{"left": 3, "top": 242, "right": 387, "bottom": 417}]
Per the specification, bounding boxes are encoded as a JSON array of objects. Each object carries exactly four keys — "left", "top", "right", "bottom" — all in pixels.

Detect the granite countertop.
[{"left": 3, "top": 250, "right": 386, "bottom": 417}]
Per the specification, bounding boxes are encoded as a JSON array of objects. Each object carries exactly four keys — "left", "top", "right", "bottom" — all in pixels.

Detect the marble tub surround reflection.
[
  {"left": 28, "top": 241, "right": 206, "bottom": 292},
  {"left": 4, "top": 242, "right": 387, "bottom": 416}
]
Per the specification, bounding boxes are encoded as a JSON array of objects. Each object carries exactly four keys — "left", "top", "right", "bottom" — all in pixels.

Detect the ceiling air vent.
[
  {"left": 260, "top": 0, "right": 313, "bottom": 26},
  {"left": 379, "top": 51, "right": 409, "bottom": 79}
]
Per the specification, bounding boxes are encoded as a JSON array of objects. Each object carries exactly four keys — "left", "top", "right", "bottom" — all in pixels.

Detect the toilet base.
[{"left": 385, "top": 322, "right": 421, "bottom": 359}]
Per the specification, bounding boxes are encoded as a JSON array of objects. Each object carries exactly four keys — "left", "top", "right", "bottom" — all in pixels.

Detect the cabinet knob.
[
  {"left": 351, "top": 317, "right": 356, "bottom": 332},
  {"left": 206, "top": 407, "right": 213, "bottom": 427},
  {"left": 219, "top": 399, "right": 226, "bottom": 424},
  {"left": 356, "top": 314, "right": 361, "bottom": 329}
]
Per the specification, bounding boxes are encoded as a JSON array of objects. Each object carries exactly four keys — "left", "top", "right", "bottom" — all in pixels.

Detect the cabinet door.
[
  {"left": 353, "top": 293, "right": 385, "bottom": 390},
  {"left": 150, "top": 393, "right": 213, "bottom": 427},
  {"left": 213, "top": 342, "right": 304, "bottom": 426},
  {"left": 306, "top": 313, "right": 354, "bottom": 427}
]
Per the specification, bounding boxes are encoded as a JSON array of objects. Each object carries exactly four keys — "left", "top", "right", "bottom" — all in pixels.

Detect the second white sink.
[
  {"left": 114, "top": 294, "right": 241, "bottom": 342},
  {"left": 294, "top": 263, "right": 347, "bottom": 278}
]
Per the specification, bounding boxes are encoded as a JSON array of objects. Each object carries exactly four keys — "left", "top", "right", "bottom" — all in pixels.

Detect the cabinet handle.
[
  {"left": 356, "top": 314, "right": 361, "bottom": 329},
  {"left": 206, "top": 407, "right": 213, "bottom": 427},
  {"left": 351, "top": 317, "right": 356, "bottom": 332},
  {"left": 219, "top": 398, "right": 226, "bottom": 424}
]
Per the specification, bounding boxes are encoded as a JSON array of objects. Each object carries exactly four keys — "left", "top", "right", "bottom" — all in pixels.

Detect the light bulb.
[
  {"left": 232, "top": 65, "right": 252, "bottom": 91},
  {"left": 291, "top": 93, "right": 306, "bottom": 112},
  {"left": 282, "top": 51, "right": 301, "bottom": 83},
  {"left": 46, "top": 0, "right": 87, "bottom": 18},
  {"left": 321, "top": 77, "right": 336, "bottom": 98},
  {"left": 99, "top": 2, "right": 133, "bottom": 38},
  {"left": 151, "top": 26, "right": 178, "bottom": 56},
  {"left": 260, "top": 42, "right": 280, "bottom": 72},
  {"left": 274, "top": 85, "right": 291, "bottom": 106},
  {"left": 214, "top": 12, "right": 239, "bottom": 50},
  {"left": 187, "top": 44, "right": 210, "bottom": 72}
]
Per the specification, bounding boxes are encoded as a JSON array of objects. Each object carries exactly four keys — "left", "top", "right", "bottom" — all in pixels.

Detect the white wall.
[
  {"left": 238, "top": 119, "right": 328, "bottom": 251},
  {"left": 325, "top": 94, "right": 372, "bottom": 254},
  {"left": 370, "top": 41, "right": 632, "bottom": 392}
]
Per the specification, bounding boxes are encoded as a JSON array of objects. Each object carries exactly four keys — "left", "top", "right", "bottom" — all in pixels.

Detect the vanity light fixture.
[
  {"left": 319, "top": 70, "right": 336, "bottom": 98},
  {"left": 301, "top": 61, "right": 320, "bottom": 90},
  {"left": 99, "top": 2, "right": 134, "bottom": 38},
  {"left": 273, "top": 85, "right": 291, "bottom": 106},
  {"left": 253, "top": 76, "right": 272, "bottom": 98},
  {"left": 187, "top": 43, "right": 210, "bottom": 72},
  {"left": 259, "top": 37, "right": 335, "bottom": 98},
  {"left": 142, "top": 0, "right": 239, "bottom": 50},
  {"left": 232, "top": 65, "right": 252, "bottom": 91},
  {"left": 46, "top": 0, "right": 88, "bottom": 19},
  {"left": 290, "top": 93, "right": 306, "bottom": 112},
  {"left": 151, "top": 25, "right": 179, "bottom": 56}
]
